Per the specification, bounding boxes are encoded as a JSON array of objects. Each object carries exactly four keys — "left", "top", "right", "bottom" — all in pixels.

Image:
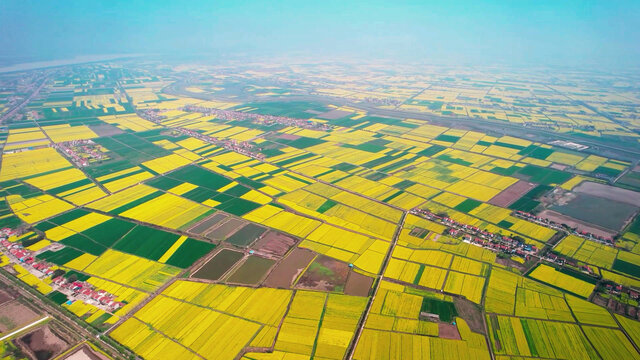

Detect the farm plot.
[
  {"left": 565, "top": 295, "right": 616, "bottom": 326},
  {"left": 191, "top": 249, "right": 244, "bottom": 281},
  {"left": 274, "top": 290, "right": 367, "bottom": 358},
  {"left": 617, "top": 314, "right": 640, "bottom": 349},
  {"left": 118, "top": 192, "right": 213, "bottom": 230},
  {"left": 484, "top": 267, "right": 573, "bottom": 318},
  {"left": 582, "top": 326, "right": 640, "bottom": 360},
  {"left": 225, "top": 223, "right": 267, "bottom": 247},
  {"left": 300, "top": 223, "right": 390, "bottom": 274},
  {"left": 205, "top": 218, "right": 245, "bottom": 239},
  {"left": 366, "top": 281, "right": 441, "bottom": 333},
  {"left": 514, "top": 288, "right": 573, "bottom": 321},
  {"left": 0, "top": 147, "right": 72, "bottom": 181},
  {"left": 82, "top": 250, "right": 180, "bottom": 292},
  {"left": 157, "top": 165, "right": 265, "bottom": 216},
  {"left": 487, "top": 315, "right": 599, "bottom": 359},
  {"left": 225, "top": 255, "right": 275, "bottom": 285},
  {"left": 251, "top": 231, "right": 297, "bottom": 257},
  {"left": 488, "top": 181, "right": 537, "bottom": 207},
  {"left": 278, "top": 188, "right": 398, "bottom": 241},
  {"left": 187, "top": 213, "right": 228, "bottom": 234},
  {"left": 116, "top": 295, "right": 261, "bottom": 360},
  {"left": 7, "top": 194, "right": 74, "bottom": 224},
  {"left": 528, "top": 264, "right": 595, "bottom": 298},
  {"left": 550, "top": 193, "right": 639, "bottom": 231},
  {"left": 0, "top": 300, "right": 42, "bottom": 335},
  {"left": 344, "top": 271, "right": 374, "bottom": 296},
  {"left": 295, "top": 255, "right": 349, "bottom": 292},
  {"left": 263, "top": 248, "right": 316, "bottom": 288},
  {"left": 356, "top": 282, "right": 490, "bottom": 360},
  {"left": 554, "top": 235, "right": 617, "bottom": 268}
]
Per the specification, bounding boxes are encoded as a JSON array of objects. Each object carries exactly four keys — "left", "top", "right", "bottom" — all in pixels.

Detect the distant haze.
[{"left": 2, "top": 0, "right": 639, "bottom": 69}]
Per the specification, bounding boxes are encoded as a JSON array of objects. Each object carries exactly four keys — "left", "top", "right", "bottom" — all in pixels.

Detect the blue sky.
[{"left": 2, "top": 0, "right": 639, "bottom": 68}]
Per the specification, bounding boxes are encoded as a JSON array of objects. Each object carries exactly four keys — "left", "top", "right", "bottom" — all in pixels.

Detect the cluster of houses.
[
  {"left": 182, "top": 105, "right": 332, "bottom": 131},
  {"left": 0, "top": 227, "right": 19, "bottom": 238},
  {"left": 1, "top": 238, "right": 57, "bottom": 275},
  {"left": 604, "top": 283, "right": 639, "bottom": 300},
  {"left": 145, "top": 106, "right": 337, "bottom": 163},
  {"left": 55, "top": 139, "right": 109, "bottom": 167},
  {"left": 543, "top": 252, "right": 567, "bottom": 266},
  {"left": 542, "top": 252, "right": 596, "bottom": 277},
  {"left": 362, "top": 97, "right": 402, "bottom": 107},
  {"left": 409, "top": 208, "right": 538, "bottom": 259},
  {"left": 514, "top": 210, "right": 614, "bottom": 245},
  {"left": 176, "top": 127, "right": 266, "bottom": 161},
  {"left": 139, "top": 109, "right": 166, "bottom": 123},
  {"left": 597, "top": 275, "right": 640, "bottom": 319},
  {"left": 0, "top": 231, "right": 123, "bottom": 312},
  {"left": 141, "top": 108, "right": 273, "bottom": 161},
  {"left": 50, "top": 276, "right": 125, "bottom": 310},
  {"left": 522, "top": 122, "right": 557, "bottom": 131}
]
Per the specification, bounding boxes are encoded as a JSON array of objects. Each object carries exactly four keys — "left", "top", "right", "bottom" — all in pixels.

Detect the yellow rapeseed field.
[{"left": 0, "top": 147, "right": 72, "bottom": 181}]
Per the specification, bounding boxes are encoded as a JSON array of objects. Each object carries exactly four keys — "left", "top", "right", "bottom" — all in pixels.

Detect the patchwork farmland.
[{"left": 1, "top": 61, "right": 640, "bottom": 360}]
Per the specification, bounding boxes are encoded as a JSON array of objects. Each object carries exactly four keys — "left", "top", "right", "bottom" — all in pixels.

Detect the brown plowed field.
[
  {"left": 263, "top": 248, "right": 315, "bottom": 288},
  {"left": 488, "top": 180, "right": 536, "bottom": 207},
  {"left": 252, "top": 231, "right": 297, "bottom": 257}
]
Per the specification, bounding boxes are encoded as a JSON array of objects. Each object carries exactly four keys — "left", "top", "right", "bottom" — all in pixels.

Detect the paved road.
[
  {"left": 0, "top": 75, "right": 48, "bottom": 124},
  {"left": 0, "top": 316, "right": 50, "bottom": 341},
  {"left": 346, "top": 211, "right": 407, "bottom": 359}
]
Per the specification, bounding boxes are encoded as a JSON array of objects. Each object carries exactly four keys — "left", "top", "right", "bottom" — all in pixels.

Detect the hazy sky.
[{"left": 2, "top": 0, "right": 639, "bottom": 69}]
